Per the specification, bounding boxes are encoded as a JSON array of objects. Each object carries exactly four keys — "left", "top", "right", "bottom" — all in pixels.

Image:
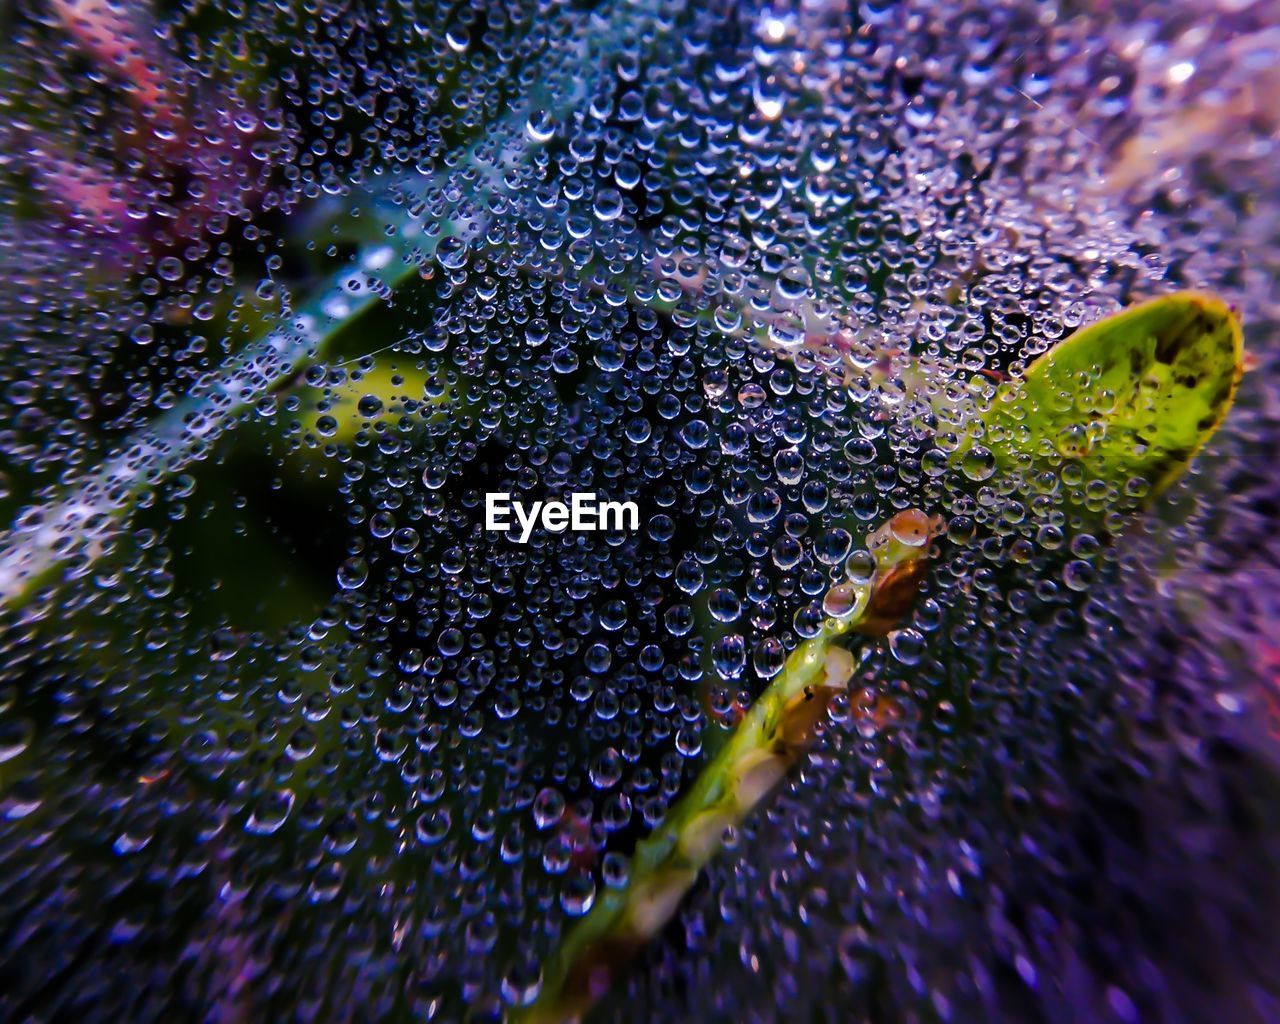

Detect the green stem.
[
  {"left": 518, "top": 510, "right": 944, "bottom": 1024},
  {"left": 516, "top": 293, "right": 1245, "bottom": 1022}
]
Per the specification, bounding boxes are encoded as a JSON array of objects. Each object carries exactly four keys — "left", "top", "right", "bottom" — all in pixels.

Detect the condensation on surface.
[{"left": 1, "top": 0, "right": 1279, "bottom": 1021}]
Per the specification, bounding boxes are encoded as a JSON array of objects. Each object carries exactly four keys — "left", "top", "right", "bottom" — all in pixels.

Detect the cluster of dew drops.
[{"left": 2, "top": 0, "right": 1280, "bottom": 1021}]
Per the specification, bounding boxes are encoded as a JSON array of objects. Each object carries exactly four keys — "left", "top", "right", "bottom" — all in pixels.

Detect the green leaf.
[
  {"left": 521, "top": 293, "right": 1245, "bottom": 1024},
  {"left": 975, "top": 291, "right": 1244, "bottom": 500}
]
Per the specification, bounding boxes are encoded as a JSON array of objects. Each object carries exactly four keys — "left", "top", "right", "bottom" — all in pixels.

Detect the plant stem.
[
  {"left": 518, "top": 509, "right": 944, "bottom": 1024},
  {"left": 517, "top": 294, "right": 1245, "bottom": 1022}
]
